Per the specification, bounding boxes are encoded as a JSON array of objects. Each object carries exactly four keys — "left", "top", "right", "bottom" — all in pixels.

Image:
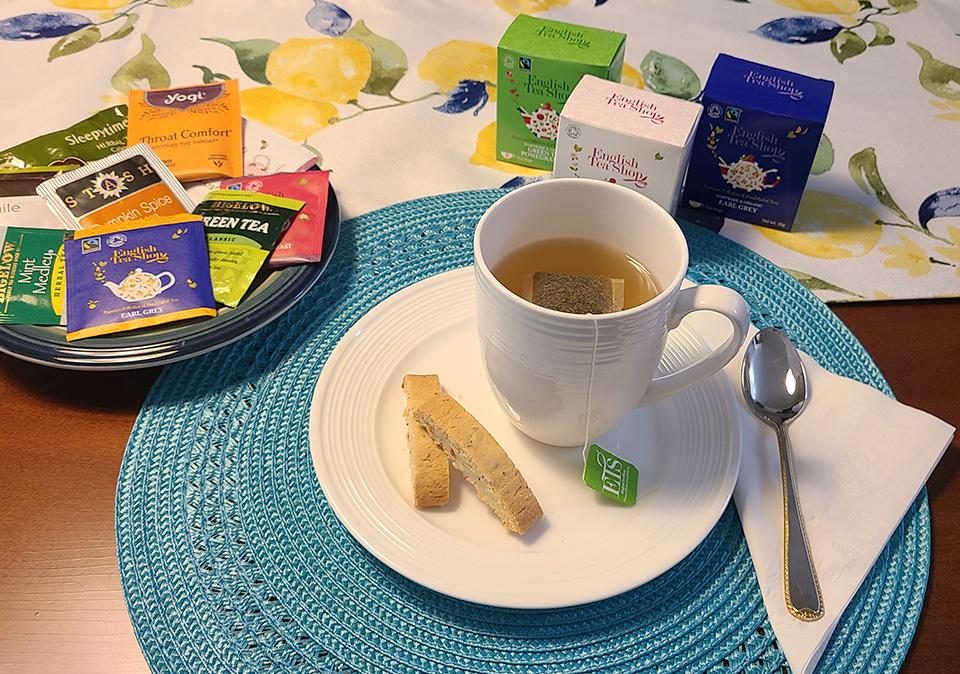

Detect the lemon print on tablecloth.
[
  {"left": 419, "top": 41, "right": 497, "bottom": 101},
  {"left": 470, "top": 122, "right": 546, "bottom": 176},
  {"left": 621, "top": 63, "right": 645, "bottom": 90},
  {"left": 266, "top": 37, "right": 371, "bottom": 103},
  {"left": 240, "top": 87, "right": 337, "bottom": 141},
  {"left": 934, "top": 226, "right": 960, "bottom": 277},
  {"left": 880, "top": 235, "right": 933, "bottom": 276},
  {"left": 772, "top": 0, "right": 860, "bottom": 14},
  {"left": 495, "top": 0, "right": 571, "bottom": 15},
  {"left": 51, "top": 0, "right": 128, "bottom": 9},
  {"left": 760, "top": 191, "right": 882, "bottom": 258}
]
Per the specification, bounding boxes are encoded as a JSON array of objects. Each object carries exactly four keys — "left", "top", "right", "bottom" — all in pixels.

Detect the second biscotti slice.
[
  {"left": 414, "top": 393, "right": 543, "bottom": 534},
  {"left": 402, "top": 374, "right": 449, "bottom": 507}
]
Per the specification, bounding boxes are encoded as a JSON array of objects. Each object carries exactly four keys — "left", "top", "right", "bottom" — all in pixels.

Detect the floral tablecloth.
[{"left": 1, "top": 0, "right": 958, "bottom": 302}]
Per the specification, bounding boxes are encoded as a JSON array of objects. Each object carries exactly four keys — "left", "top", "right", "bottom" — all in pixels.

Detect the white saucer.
[{"left": 309, "top": 267, "right": 741, "bottom": 608}]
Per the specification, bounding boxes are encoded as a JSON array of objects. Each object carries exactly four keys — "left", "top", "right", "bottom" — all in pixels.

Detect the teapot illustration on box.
[
  {"left": 518, "top": 102, "right": 560, "bottom": 140},
  {"left": 718, "top": 154, "right": 781, "bottom": 193},
  {"left": 102, "top": 268, "right": 175, "bottom": 302}
]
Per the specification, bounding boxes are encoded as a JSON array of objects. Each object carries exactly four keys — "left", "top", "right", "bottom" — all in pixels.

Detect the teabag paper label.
[{"left": 582, "top": 443, "right": 639, "bottom": 506}]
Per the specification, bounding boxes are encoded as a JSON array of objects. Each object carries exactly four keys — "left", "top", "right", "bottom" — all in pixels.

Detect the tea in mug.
[{"left": 491, "top": 237, "right": 659, "bottom": 314}]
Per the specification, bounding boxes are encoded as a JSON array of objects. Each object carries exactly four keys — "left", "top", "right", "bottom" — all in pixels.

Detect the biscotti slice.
[
  {"left": 402, "top": 375, "right": 449, "bottom": 508},
  {"left": 414, "top": 393, "right": 543, "bottom": 534}
]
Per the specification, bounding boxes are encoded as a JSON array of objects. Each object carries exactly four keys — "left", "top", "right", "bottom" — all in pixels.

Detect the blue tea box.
[{"left": 681, "top": 54, "right": 834, "bottom": 230}]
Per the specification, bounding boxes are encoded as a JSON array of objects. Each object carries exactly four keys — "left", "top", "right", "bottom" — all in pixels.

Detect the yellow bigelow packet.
[{"left": 127, "top": 80, "right": 243, "bottom": 182}]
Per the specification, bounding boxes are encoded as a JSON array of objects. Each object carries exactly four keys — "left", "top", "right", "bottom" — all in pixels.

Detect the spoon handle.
[{"left": 775, "top": 423, "right": 824, "bottom": 621}]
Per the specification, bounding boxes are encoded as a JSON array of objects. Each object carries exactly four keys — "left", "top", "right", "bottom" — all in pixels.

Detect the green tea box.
[
  {"left": 497, "top": 15, "right": 625, "bottom": 170},
  {"left": 554, "top": 75, "right": 702, "bottom": 213}
]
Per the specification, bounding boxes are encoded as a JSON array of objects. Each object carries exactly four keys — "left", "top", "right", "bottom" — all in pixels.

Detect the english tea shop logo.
[
  {"left": 536, "top": 25, "right": 590, "bottom": 49},
  {"left": 729, "top": 125, "right": 786, "bottom": 164},
  {"left": 524, "top": 74, "right": 572, "bottom": 99},
  {"left": 589, "top": 148, "right": 648, "bottom": 189},
  {"left": 604, "top": 93, "right": 666, "bottom": 124},
  {"left": 744, "top": 70, "right": 804, "bottom": 101},
  {"left": 145, "top": 83, "right": 224, "bottom": 110}
]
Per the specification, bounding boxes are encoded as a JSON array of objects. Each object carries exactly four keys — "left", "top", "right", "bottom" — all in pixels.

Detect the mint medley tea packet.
[
  {"left": 682, "top": 55, "right": 834, "bottom": 231},
  {"left": 0, "top": 226, "right": 65, "bottom": 325},
  {"left": 497, "top": 15, "right": 625, "bottom": 170}
]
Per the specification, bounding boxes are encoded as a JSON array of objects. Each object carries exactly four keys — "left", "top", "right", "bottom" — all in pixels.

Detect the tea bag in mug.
[{"left": 522, "top": 272, "right": 624, "bottom": 314}]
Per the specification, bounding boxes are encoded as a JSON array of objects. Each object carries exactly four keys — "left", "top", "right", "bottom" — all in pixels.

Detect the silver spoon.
[{"left": 742, "top": 327, "right": 824, "bottom": 622}]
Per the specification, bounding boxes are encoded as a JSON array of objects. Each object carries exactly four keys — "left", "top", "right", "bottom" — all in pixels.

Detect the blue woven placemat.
[{"left": 116, "top": 189, "right": 929, "bottom": 674}]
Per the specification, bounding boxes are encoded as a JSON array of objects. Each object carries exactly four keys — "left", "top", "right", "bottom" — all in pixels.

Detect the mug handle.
[
  {"left": 642, "top": 285, "right": 750, "bottom": 403},
  {"left": 156, "top": 271, "right": 176, "bottom": 293}
]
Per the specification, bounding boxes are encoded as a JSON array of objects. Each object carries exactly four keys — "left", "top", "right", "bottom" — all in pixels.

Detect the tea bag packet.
[
  {"left": 63, "top": 214, "right": 216, "bottom": 341},
  {"left": 127, "top": 80, "right": 243, "bottom": 182},
  {"left": 35, "top": 144, "right": 193, "bottom": 230},
  {"left": 0, "top": 226, "right": 66, "bottom": 325},
  {"left": 0, "top": 106, "right": 128, "bottom": 170},
  {"left": 192, "top": 189, "right": 304, "bottom": 307},
  {"left": 522, "top": 272, "right": 624, "bottom": 314},
  {"left": 220, "top": 170, "right": 330, "bottom": 266},
  {"left": 1, "top": 167, "right": 75, "bottom": 229}
]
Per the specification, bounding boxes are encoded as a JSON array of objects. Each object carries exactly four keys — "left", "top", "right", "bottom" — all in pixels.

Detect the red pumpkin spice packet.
[{"left": 220, "top": 170, "right": 329, "bottom": 267}]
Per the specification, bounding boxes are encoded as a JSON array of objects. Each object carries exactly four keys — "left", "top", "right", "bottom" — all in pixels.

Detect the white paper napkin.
[{"left": 722, "top": 328, "right": 955, "bottom": 674}]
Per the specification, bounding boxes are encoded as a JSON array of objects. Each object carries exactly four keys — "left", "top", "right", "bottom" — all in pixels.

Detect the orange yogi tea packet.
[{"left": 127, "top": 80, "right": 243, "bottom": 182}]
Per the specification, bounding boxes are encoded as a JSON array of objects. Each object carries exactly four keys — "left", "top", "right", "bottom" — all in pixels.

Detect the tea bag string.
[{"left": 582, "top": 313, "right": 599, "bottom": 462}]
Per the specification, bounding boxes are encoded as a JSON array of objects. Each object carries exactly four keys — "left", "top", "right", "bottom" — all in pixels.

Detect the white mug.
[{"left": 474, "top": 178, "right": 750, "bottom": 447}]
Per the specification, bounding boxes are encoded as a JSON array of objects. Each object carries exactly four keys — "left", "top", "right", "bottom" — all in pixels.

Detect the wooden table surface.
[{"left": 1, "top": 301, "right": 957, "bottom": 673}]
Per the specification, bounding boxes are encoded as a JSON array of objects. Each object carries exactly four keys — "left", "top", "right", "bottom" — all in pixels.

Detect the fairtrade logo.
[
  {"left": 81, "top": 237, "right": 102, "bottom": 254},
  {"left": 724, "top": 107, "right": 742, "bottom": 124},
  {"left": 519, "top": 56, "right": 532, "bottom": 71}
]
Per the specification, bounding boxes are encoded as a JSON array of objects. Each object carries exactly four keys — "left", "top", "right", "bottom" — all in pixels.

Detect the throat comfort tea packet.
[
  {"left": 127, "top": 80, "right": 243, "bottom": 182},
  {"left": 192, "top": 190, "right": 304, "bottom": 307},
  {"left": 35, "top": 144, "right": 194, "bottom": 229}
]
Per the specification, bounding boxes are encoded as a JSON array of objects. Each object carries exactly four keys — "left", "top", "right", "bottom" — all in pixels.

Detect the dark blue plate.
[{"left": 0, "top": 185, "right": 340, "bottom": 370}]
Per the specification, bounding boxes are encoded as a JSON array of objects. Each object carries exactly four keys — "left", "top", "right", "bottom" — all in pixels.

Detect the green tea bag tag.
[{"left": 582, "top": 443, "right": 638, "bottom": 506}]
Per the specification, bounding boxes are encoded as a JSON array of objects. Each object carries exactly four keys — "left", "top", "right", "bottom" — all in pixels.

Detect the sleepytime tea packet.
[
  {"left": 192, "top": 189, "right": 304, "bottom": 307},
  {"left": 0, "top": 106, "right": 127, "bottom": 170}
]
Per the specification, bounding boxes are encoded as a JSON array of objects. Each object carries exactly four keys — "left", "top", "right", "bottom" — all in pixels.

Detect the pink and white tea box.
[{"left": 553, "top": 75, "right": 702, "bottom": 213}]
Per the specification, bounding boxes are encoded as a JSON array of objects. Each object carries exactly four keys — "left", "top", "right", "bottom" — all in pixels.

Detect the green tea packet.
[
  {"left": 192, "top": 190, "right": 304, "bottom": 307},
  {"left": 0, "top": 226, "right": 66, "bottom": 325},
  {"left": 0, "top": 106, "right": 128, "bottom": 169}
]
